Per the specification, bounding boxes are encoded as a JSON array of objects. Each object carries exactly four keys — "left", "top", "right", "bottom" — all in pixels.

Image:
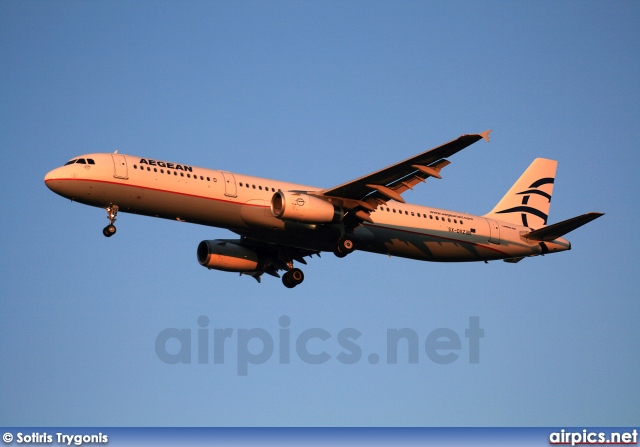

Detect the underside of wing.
[{"left": 233, "top": 238, "right": 321, "bottom": 282}]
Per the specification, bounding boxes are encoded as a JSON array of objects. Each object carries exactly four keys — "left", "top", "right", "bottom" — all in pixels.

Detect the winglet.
[{"left": 479, "top": 130, "right": 492, "bottom": 142}]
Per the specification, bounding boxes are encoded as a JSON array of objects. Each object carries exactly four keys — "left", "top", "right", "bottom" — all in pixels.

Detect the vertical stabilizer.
[{"left": 484, "top": 158, "right": 557, "bottom": 229}]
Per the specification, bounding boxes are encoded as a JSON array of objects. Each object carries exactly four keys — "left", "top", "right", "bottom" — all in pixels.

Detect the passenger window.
[{"left": 154, "top": 168, "right": 157, "bottom": 172}]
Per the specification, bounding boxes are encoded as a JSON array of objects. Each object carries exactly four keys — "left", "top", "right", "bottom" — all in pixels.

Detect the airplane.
[{"left": 44, "top": 130, "right": 603, "bottom": 288}]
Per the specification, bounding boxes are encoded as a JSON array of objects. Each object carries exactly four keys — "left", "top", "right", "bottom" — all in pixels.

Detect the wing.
[{"left": 306, "top": 131, "right": 491, "bottom": 223}]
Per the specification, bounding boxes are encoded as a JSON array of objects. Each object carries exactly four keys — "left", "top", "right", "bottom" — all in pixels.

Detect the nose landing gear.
[{"left": 103, "top": 205, "right": 119, "bottom": 238}]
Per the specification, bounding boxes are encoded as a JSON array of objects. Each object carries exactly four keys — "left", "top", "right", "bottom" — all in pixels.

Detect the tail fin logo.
[
  {"left": 494, "top": 177, "right": 554, "bottom": 227},
  {"left": 483, "top": 158, "right": 557, "bottom": 229}
]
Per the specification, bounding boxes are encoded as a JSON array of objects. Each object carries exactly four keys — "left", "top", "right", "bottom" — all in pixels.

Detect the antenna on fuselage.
[{"left": 114, "top": 150, "right": 118, "bottom": 154}]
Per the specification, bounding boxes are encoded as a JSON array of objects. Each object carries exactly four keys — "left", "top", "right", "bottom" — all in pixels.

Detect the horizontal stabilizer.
[{"left": 524, "top": 212, "right": 604, "bottom": 241}]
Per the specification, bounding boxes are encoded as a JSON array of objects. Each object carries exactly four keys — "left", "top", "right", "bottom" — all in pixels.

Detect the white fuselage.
[{"left": 44, "top": 153, "right": 570, "bottom": 262}]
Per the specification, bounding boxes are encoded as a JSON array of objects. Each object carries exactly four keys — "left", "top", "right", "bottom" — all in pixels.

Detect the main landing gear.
[
  {"left": 333, "top": 235, "right": 355, "bottom": 258},
  {"left": 282, "top": 267, "right": 304, "bottom": 288},
  {"left": 102, "top": 205, "right": 119, "bottom": 238}
]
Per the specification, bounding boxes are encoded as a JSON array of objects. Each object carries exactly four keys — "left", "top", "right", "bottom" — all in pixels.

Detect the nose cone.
[
  {"left": 44, "top": 169, "right": 55, "bottom": 183},
  {"left": 44, "top": 168, "right": 56, "bottom": 187},
  {"left": 44, "top": 167, "right": 66, "bottom": 194}
]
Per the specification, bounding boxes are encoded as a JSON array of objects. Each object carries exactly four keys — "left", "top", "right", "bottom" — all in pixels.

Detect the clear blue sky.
[{"left": 1, "top": 1, "right": 638, "bottom": 427}]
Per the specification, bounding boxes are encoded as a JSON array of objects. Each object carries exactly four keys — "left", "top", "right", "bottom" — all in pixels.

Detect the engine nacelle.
[
  {"left": 271, "top": 191, "right": 343, "bottom": 224},
  {"left": 197, "top": 239, "right": 264, "bottom": 272}
]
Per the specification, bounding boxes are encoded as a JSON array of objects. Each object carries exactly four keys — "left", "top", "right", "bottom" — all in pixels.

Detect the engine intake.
[
  {"left": 197, "top": 239, "right": 263, "bottom": 272},
  {"left": 271, "top": 191, "right": 343, "bottom": 224}
]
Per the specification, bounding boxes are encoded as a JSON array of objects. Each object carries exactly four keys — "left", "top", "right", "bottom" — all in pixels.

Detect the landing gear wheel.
[
  {"left": 289, "top": 268, "right": 304, "bottom": 284},
  {"left": 103, "top": 224, "right": 116, "bottom": 237},
  {"left": 282, "top": 268, "right": 304, "bottom": 288},
  {"left": 334, "top": 236, "right": 355, "bottom": 257},
  {"left": 282, "top": 274, "right": 295, "bottom": 288}
]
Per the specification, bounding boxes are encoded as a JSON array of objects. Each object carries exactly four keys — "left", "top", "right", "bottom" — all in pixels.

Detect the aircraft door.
[
  {"left": 486, "top": 218, "right": 501, "bottom": 244},
  {"left": 221, "top": 171, "right": 237, "bottom": 197},
  {"left": 111, "top": 154, "right": 128, "bottom": 179}
]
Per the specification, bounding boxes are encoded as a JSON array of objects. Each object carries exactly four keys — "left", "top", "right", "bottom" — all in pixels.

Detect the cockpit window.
[{"left": 64, "top": 158, "right": 95, "bottom": 165}]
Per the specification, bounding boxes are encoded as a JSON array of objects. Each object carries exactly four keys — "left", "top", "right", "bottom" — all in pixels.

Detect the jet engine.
[
  {"left": 271, "top": 191, "right": 343, "bottom": 224},
  {"left": 197, "top": 239, "right": 265, "bottom": 272}
]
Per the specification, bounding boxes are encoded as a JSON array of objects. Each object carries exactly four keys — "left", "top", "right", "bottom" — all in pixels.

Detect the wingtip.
[{"left": 479, "top": 130, "right": 492, "bottom": 142}]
